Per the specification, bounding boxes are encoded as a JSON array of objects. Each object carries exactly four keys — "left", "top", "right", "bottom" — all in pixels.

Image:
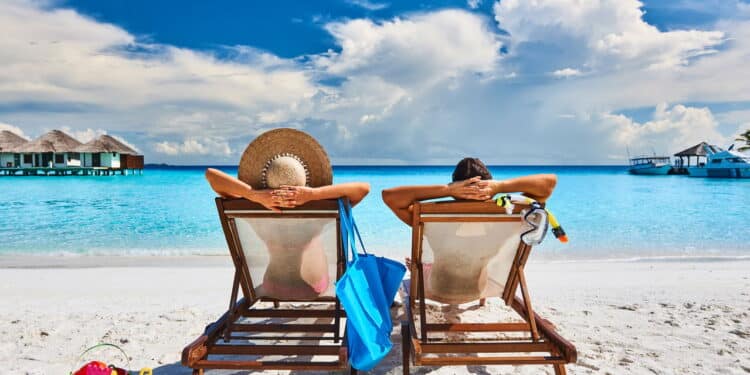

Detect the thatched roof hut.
[
  {"left": 674, "top": 142, "right": 721, "bottom": 157},
  {"left": 11, "top": 130, "right": 83, "bottom": 153},
  {"left": 0, "top": 130, "right": 28, "bottom": 152},
  {"left": 75, "top": 134, "right": 138, "bottom": 155}
]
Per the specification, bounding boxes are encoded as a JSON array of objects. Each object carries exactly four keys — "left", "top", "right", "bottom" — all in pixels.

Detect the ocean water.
[{"left": 0, "top": 166, "right": 747, "bottom": 260}]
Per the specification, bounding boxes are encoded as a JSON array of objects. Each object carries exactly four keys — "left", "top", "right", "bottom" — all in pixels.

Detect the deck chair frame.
[
  {"left": 182, "top": 198, "right": 355, "bottom": 374},
  {"left": 402, "top": 201, "right": 577, "bottom": 375}
]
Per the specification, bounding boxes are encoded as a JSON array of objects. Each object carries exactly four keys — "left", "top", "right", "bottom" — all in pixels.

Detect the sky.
[{"left": 1, "top": 0, "right": 750, "bottom": 165}]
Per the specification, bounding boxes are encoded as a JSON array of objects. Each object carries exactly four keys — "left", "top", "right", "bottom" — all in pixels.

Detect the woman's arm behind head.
[
  {"left": 276, "top": 182, "right": 371, "bottom": 207},
  {"left": 205, "top": 167, "right": 248, "bottom": 199}
]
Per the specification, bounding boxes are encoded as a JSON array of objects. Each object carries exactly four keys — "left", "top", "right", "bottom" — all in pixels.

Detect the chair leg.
[
  {"left": 479, "top": 298, "right": 486, "bottom": 307},
  {"left": 554, "top": 364, "right": 567, "bottom": 375},
  {"left": 401, "top": 321, "right": 411, "bottom": 375},
  {"left": 192, "top": 369, "right": 203, "bottom": 375}
]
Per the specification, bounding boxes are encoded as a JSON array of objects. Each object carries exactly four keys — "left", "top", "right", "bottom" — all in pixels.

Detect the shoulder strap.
[{"left": 338, "top": 198, "right": 368, "bottom": 261}]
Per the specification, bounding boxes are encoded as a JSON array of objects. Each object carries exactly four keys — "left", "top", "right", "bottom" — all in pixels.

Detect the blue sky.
[
  {"left": 1, "top": 0, "right": 750, "bottom": 164},
  {"left": 58, "top": 0, "right": 735, "bottom": 51}
]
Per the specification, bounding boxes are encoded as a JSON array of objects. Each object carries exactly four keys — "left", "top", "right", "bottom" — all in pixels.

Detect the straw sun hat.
[{"left": 238, "top": 128, "right": 333, "bottom": 189}]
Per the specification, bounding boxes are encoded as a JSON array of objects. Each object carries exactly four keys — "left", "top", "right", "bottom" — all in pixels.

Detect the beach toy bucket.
[{"left": 70, "top": 343, "right": 152, "bottom": 375}]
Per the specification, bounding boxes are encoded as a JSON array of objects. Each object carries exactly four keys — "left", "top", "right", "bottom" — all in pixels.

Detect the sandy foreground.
[{"left": 1, "top": 256, "right": 749, "bottom": 375}]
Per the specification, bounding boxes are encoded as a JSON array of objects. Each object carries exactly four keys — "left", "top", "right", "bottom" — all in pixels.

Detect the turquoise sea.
[{"left": 0, "top": 166, "right": 747, "bottom": 260}]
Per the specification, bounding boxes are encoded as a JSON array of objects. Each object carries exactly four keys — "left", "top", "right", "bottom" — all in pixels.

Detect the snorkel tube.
[
  {"left": 496, "top": 194, "right": 568, "bottom": 244},
  {"left": 546, "top": 211, "right": 567, "bottom": 243}
]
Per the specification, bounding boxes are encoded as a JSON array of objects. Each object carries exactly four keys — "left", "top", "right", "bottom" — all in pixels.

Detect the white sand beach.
[{"left": 1, "top": 256, "right": 749, "bottom": 374}]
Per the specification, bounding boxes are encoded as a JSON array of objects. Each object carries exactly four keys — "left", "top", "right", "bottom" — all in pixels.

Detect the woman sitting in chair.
[
  {"left": 382, "top": 158, "right": 557, "bottom": 303},
  {"left": 206, "top": 128, "right": 369, "bottom": 300}
]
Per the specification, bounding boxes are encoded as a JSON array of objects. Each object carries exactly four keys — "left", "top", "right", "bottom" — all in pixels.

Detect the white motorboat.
[
  {"left": 628, "top": 156, "right": 672, "bottom": 175},
  {"left": 687, "top": 144, "right": 750, "bottom": 178}
]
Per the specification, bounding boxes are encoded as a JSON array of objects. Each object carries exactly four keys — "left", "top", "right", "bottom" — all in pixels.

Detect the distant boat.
[
  {"left": 628, "top": 156, "right": 672, "bottom": 175},
  {"left": 686, "top": 144, "right": 750, "bottom": 178}
]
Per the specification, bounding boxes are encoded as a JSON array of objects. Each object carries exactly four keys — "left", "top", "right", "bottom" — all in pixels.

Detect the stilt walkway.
[{"left": 0, "top": 167, "right": 143, "bottom": 176}]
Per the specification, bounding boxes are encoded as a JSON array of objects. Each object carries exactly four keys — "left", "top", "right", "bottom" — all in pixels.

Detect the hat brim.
[{"left": 238, "top": 128, "right": 333, "bottom": 189}]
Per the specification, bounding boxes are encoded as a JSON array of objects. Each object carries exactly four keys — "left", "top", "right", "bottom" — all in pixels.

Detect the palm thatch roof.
[
  {"left": 674, "top": 142, "right": 712, "bottom": 157},
  {"left": 11, "top": 130, "right": 83, "bottom": 153},
  {"left": 0, "top": 130, "right": 28, "bottom": 152},
  {"left": 74, "top": 134, "right": 138, "bottom": 155}
]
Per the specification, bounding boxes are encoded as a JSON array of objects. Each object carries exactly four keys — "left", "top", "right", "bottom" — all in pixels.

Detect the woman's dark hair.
[{"left": 452, "top": 157, "right": 492, "bottom": 182}]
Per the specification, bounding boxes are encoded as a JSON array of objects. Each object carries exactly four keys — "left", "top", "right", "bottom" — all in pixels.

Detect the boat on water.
[
  {"left": 686, "top": 144, "right": 750, "bottom": 178},
  {"left": 628, "top": 156, "right": 673, "bottom": 175}
]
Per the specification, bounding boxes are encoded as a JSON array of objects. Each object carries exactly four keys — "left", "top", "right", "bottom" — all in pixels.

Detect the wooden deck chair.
[
  {"left": 182, "top": 198, "right": 355, "bottom": 374},
  {"left": 401, "top": 201, "right": 577, "bottom": 374}
]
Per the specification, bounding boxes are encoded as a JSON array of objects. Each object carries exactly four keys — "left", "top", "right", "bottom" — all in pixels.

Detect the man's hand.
[
  {"left": 273, "top": 185, "right": 315, "bottom": 208},
  {"left": 448, "top": 176, "right": 493, "bottom": 201}
]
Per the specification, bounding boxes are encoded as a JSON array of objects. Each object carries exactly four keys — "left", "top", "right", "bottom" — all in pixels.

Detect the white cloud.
[
  {"left": 468, "top": 0, "right": 482, "bottom": 9},
  {"left": 552, "top": 68, "right": 582, "bottom": 78},
  {"left": 345, "top": 0, "right": 389, "bottom": 11},
  {"left": 0, "top": 0, "right": 317, "bottom": 120},
  {"left": 494, "top": 0, "right": 725, "bottom": 70},
  {"left": 0, "top": 122, "right": 28, "bottom": 139},
  {"left": 154, "top": 138, "right": 232, "bottom": 156},
  {"left": 316, "top": 10, "right": 501, "bottom": 88},
  {"left": 1, "top": 0, "right": 750, "bottom": 164},
  {"left": 604, "top": 103, "right": 727, "bottom": 154}
]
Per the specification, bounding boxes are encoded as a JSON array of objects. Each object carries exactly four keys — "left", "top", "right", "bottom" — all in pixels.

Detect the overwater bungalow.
[
  {"left": 9, "top": 129, "right": 83, "bottom": 168},
  {"left": 0, "top": 130, "right": 29, "bottom": 168},
  {"left": 75, "top": 134, "right": 144, "bottom": 172},
  {"left": 0, "top": 129, "right": 143, "bottom": 176}
]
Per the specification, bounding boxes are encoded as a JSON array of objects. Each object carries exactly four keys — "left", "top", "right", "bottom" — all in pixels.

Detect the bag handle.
[
  {"left": 70, "top": 343, "right": 130, "bottom": 375},
  {"left": 344, "top": 198, "right": 367, "bottom": 255},
  {"left": 343, "top": 199, "right": 367, "bottom": 254},
  {"left": 338, "top": 199, "right": 368, "bottom": 263},
  {"left": 338, "top": 199, "right": 356, "bottom": 263}
]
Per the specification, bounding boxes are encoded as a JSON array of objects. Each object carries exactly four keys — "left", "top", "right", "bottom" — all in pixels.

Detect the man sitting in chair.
[
  {"left": 205, "top": 128, "right": 370, "bottom": 300},
  {"left": 382, "top": 158, "right": 557, "bottom": 303}
]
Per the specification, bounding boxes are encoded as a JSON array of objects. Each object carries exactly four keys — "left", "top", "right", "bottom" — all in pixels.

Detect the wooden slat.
[
  {"left": 220, "top": 198, "right": 339, "bottom": 211},
  {"left": 421, "top": 216, "right": 522, "bottom": 222},
  {"left": 209, "top": 344, "right": 340, "bottom": 356},
  {"left": 421, "top": 341, "right": 553, "bottom": 354},
  {"left": 419, "top": 355, "right": 566, "bottom": 366},
  {"left": 240, "top": 309, "right": 340, "bottom": 318},
  {"left": 418, "top": 201, "right": 536, "bottom": 215},
  {"left": 426, "top": 322, "right": 531, "bottom": 332},
  {"left": 226, "top": 335, "right": 336, "bottom": 341},
  {"left": 195, "top": 359, "right": 345, "bottom": 370},
  {"left": 225, "top": 212, "right": 338, "bottom": 218},
  {"left": 258, "top": 296, "right": 338, "bottom": 303},
  {"left": 231, "top": 323, "right": 335, "bottom": 333}
]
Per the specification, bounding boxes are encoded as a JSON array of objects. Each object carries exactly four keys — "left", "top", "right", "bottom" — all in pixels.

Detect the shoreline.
[{"left": 2, "top": 253, "right": 750, "bottom": 269}]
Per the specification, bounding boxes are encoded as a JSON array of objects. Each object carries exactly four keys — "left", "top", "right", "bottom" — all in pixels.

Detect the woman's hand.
[
  {"left": 448, "top": 176, "right": 493, "bottom": 201},
  {"left": 251, "top": 190, "right": 284, "bottom": 212},
  {"left": 273, "top": 185, "right": 316, "bottom": 208}
]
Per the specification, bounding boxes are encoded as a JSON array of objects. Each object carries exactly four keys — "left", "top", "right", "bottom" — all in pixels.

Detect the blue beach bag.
[{"left": 336, "top": 199, "right": 406, "bottom": 370}]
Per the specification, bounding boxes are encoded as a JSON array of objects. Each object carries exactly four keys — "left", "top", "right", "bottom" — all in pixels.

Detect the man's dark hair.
[{"left": 452, "top": 157, "right": 492, "bottom": 182}]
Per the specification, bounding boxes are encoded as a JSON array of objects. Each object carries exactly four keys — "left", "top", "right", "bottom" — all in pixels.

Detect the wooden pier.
[{"left": 0, "top": 167, "right": 143, "bottom": 176}]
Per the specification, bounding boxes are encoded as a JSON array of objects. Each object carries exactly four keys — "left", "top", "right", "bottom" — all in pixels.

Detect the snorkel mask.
[{"left": 496, "top": 194, "right": 568, "bottom": 246}]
